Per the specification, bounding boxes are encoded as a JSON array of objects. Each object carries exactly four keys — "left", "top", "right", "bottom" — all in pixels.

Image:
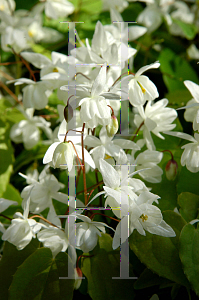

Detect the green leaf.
[
  {"left": 81, "top": 233, "right": 136, "bottom": 300},
  {"left": 177, "top": 167, "right": 199, "bottom": 196},
  {"left": 166, "top": 89, "right": 192, "bottom": 109},
  {"left": 158, "top": 48, "right": 198, "bottom": 92},
  {"left": 30, "top": 44, "right": 52, "bottom": 60},
  {"left": 2, "top": 183, "right": 22, "bottom": 204},
  {"left": 172, "top": 18, "right": 198, "bottom": 40},
  {"left": 0, "top": 120, "right": 14, "bottom": 197},
  {"left": 0, "top": 239, "right": 39, "bottom": 300},
  {"left": 0, "top": 99, "right": 25, "bottom": 123},
  {"left": 148, "top": 172, "right": 178, "bottom": 211},
  {"left": 13, "top": 144, "right": 49, "bottom": 174},
  {"left": 9, "top": 248, "right": 75, "bottom": 300},
  {"left": 179, "top": 224, "right": 199, "bottom": 296},
  {"left": 129, "top": 211, "right": 189, "bottom": 287},
  {"left": 178, "top": 192, "right": 199, "bottom": 223},
  {"left": 134, "top": 268, "right": 173, "bottom": 290}
]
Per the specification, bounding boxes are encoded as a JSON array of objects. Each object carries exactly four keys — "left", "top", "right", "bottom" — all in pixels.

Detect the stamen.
[
  {"left": 140, "top": 214, "right": 148, "bottom": 222},
  {"left": 137, "top": 81, "right": 146, "bottom": 94}
]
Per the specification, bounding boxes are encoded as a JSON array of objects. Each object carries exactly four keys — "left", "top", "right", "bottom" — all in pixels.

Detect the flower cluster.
[{"left": 0, "top": 0, "right": 199, "bottom": 296}]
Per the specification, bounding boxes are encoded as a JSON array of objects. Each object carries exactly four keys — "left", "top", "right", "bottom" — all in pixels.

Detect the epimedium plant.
[{"left": 0, "top": 0, "right": 199, "bottom": 300}]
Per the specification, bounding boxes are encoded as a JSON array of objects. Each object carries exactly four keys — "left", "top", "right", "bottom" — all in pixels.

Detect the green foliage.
[
  {"left": 177, "top": 167, "right": 199, "bottom": 196},
  {"left": 178, "top": 192, "right": 199, "bottom": 223},
  {"left": 81, "top": 233, "right": 136, "bottom": 300},
  {"left": 9, "top": 248, "right": 75, "bottom": 300},
  {"left": 0, "top": 120, "right": 14, "bottom": 197},
  {"left": 179, "top": 224, "right": 199, "bottom": 296},
  {"left": 0, "top": 239, "right": 40, "bottom": 300},
  {"left": 158, "top": 48, "right": 198, "bottom": 92},
  {"left": 172, "top": 19, "right": 198, "bottom": 40},
  {"left": 129, "top": 211, "right": 189, "bottom": 287}
]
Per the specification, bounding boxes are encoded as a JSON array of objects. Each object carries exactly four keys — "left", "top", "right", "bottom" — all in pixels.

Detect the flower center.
[
  {"left": 53, "top": 68, "right": 59, "bottom": 72},
  {"left": 28, "top": 30, "right": 34, "bottom": 37},
  {"left": 140, "top": 214, "right": 148, "bottom": 222}
]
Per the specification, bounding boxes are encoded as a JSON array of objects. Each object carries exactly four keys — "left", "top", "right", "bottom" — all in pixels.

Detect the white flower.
[
  {"left": 84, "top": 126, "right": 140, "bottom": 168},
  {"left": 63, "top": 63, "right": 120, "bottom": 129},
  {"left": 183, "top": 80, "right": 199, "bottom": 132},
  {"left": 26, "top": 17, "right": 63, "bottom": 44},
  {"left": 2, "top": 198, "right": 43, "bottom": 250},
  {"left": 10, "top": 108, "right": 51, "bottom": 150},
  {"left": 181, "top": 133, "right": 199, "bottom": 173},
  {"left": 105, "top": 9, "right": 147, "bottom": 45},
  {"left": 43, "top": 119, "right": 95, "bottom": 171},
  {"left": 0, "top": 0, "right": 15, "bottom": 15},
  {"left": 98, "top": 158, "right": 137, "bottom": 219},
  {"left": 101, "top": 0, "right": 129, "bottom": 13},
  {"left": 0, "top": 10, "right": 31, "bottom": 52},
  {"left": 134, "top": 99, "right": 177, "bottom": 150},
  {"left": 112, "top": 191, "right": 176, "bottom": 249},
  {"left": 70, "top": 214, "right": 113, "bottom": 253},
  {"left": 127, "top": 150, "right": 163, "bottom": 183},
  {"left": 37, "top": 216, "right": 77, "bottom": 260},
  {"left": 127, "top": 62, "right": 160, "bottom": 107},
  {"left": 7, "top": 78, "right": 51, "bottom": 110},
  {"left": 21, "top": 51, "right": 73, "bottom": 87},
  {"left": 42, "top": 0, "right": 75, "bottom": 19},
  {"left": 37, "top": 226, "right": 69, "bottom": 257},
  {"left": 20, "top": 166, "right": 67, "bottom": 213}
]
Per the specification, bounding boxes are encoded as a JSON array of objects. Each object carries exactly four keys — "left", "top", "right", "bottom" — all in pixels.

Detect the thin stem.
[
  {"left": 77, "top": 180, "right": 103, "bottom": 196},
  {"left": 95, "top": 169, "right": 107, "bottom": 223},
  {"left": 131, "top": 121, "right": 144, "bottom": 142},
  {"left": 64, "top": 129, "right": 83, "bottom": 142},
  {"left": 0, "top": 70, "right": 15, "bottom": 81},
  {"left": 0, "top": 61, "right": 22, "bottom": 66},
  {"left": 39, "top": 114, "right": 59, "bottom": 119},
  {"left": 76, "top": 254, "right": 94, "bottom": 268},
  {"left": 110, "top": 71, "right": 135, "bottom": 90},
  {"left": 87, "top": 189, "right": 95, "bottom": 203},
  {"left": 161, "top": 149, "right": 174, "bottom": 160},
  {"left": 0, "top": 214, "right": 12, "bottom": 221},
  {"left": 68, "top": 140, "right": 84, "bottom": 171},
  {"left": 75, "top": 72, "right": 90, "bottom": 81},
  {"left": 125, "top": 121, "right": 144, "bottom": 154},
  {"left": 0, "top": 81, "right": 22, "bottom": 105},
  {"left": 90, "top": 213, "right": 120, "bottom": 222},
  {"left": 81, "top": 123, "right": 88, "bottom": 205},
  {"left": 29, "top": 215, "right": 61, "bottom": 229},
  {"left": 107, "top": 105, "right": 114, "bottom": 116}
]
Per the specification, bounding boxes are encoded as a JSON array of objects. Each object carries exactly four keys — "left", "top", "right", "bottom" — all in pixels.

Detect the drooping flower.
[
  {"left": 2, "top": 198, "right": 43, "bottom": 250},
  {"left": 43, "top": 119, "right": 95, "bottom": 171},
  {"left": 127, "top": 61, "right": 160, "bottom": 107}
]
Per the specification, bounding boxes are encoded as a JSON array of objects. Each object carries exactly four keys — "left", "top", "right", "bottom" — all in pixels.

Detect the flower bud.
[
  {"left": 74, "top": 267, "right": 83, "bottom": 290},
  {"left": 106, "top": 115, "right": 118, "bottom": 137},
  {"left": 165, "top": 159, "right": 178, "bottom": 181},
  {"left": 64, "top": 104, "right": 73, "bottom": 123}
]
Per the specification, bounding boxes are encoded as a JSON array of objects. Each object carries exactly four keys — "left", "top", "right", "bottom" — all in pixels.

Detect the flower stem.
[
  {"left": 68, "top": 140, "right": 84, "bottom": 171},
  {"left": 81, "top": 123, "right": 88, "bottom": 206},
  {"left": 29, "top": 215, "right": 61, "bottom": 229},
  {"left": 161, "top": 149, "right": 174, "bottom": 160},
  {"left": 90, "top": 212, "right": 120, "bottom": 222},
  {"left": 0, "top": 214, "right": 12, "bottom": 221}
]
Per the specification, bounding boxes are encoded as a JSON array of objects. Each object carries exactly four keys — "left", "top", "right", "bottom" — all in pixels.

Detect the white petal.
[
  {"left": 135, "top": 61, "right": 160, "bottom": 77},
  {"left": 43, "top": 142, "right": 61, "bottom": 164},
  {"left": 99, "top": 158, "right": 120, "bottom": 188}
]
